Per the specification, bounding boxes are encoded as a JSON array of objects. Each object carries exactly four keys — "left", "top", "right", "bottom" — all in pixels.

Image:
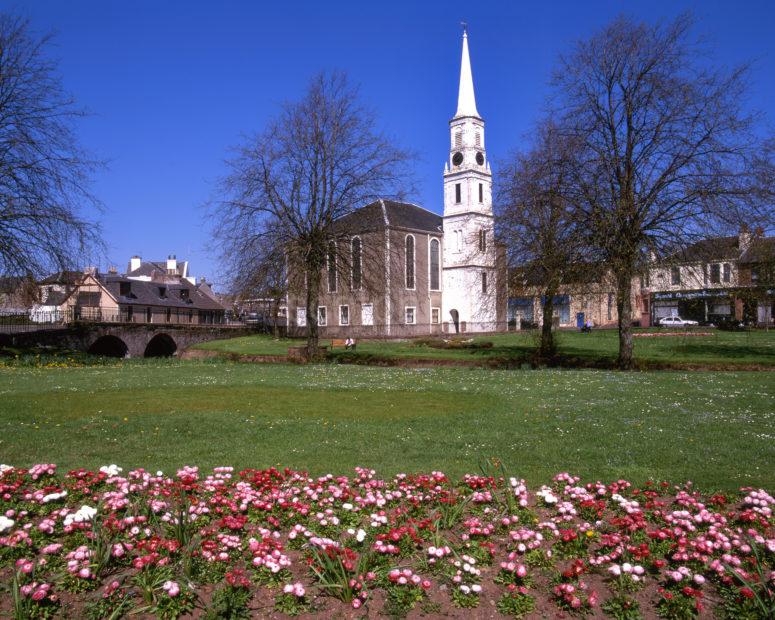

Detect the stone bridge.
[{"left": 1, "top": 322, "right": 256, "bottom": 358}]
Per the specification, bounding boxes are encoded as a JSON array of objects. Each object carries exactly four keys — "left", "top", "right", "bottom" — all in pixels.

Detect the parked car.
[{"left": 658, "top": 315, "right": 699, "bottom": 327}]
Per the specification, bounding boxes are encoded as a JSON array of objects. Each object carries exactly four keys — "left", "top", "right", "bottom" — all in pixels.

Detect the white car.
[{"left": 658, "top": 316, "right": 699, "bottom": 327}]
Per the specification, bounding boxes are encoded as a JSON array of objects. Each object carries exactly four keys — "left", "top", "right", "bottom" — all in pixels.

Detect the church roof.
[
  {"left": 334, "top": 200, "right": 442, "bottom": 235},
  {"left": 454, "top": 29, "right": 480, "bottom": 119}
]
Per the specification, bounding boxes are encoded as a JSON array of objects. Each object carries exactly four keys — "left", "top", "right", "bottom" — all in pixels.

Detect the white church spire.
[{"left": 454, "top": 26, "right": 479, "bottom": 118}]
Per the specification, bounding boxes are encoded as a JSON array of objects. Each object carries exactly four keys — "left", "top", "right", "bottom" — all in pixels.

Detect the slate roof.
[
  {"left": 740, "top": 237, "right": 775, "bottom": 264},
  {"left": 38, "top": 271, "right": 83, "bottom": 286},
  {"left": 334, "top": 200, "right": 442, "bottom": 234},
  {"left": 97, "top": 274, "right": 225, "bottom": 311},
  {"left": 664, "top": 234, "right": 775, "bottom": 264},
  {"left": 668, "top": 237, "right": 740, "bottom": 263}
]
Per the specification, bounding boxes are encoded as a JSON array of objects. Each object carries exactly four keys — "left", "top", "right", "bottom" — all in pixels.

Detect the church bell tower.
[{"left": 442, "top": 27, "right": 497, "bottom": 332}]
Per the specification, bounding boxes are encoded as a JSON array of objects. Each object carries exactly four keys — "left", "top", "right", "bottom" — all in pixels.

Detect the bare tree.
[
  {"left": 0, "top": 15, "right": 102, "bottom": 278},
  {"left": 496, "top": 120, "right": 590, "bottom": 356},
  {"left": 551, "top": 14, "right": 775, "bottom": 368},
  {"left": 213, "top": 72, "right": 413, "bottom": 355}
]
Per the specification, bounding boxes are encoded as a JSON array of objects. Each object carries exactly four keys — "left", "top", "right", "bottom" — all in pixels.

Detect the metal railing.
[{"left": 0, "top": 307, "right": 247, "bottom": 333}]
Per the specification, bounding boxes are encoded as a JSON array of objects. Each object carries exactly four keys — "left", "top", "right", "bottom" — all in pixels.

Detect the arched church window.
[
  {"left": 351, "top": 237, "right": 362, "bottom": 290},
  {"left": 405, "top": 235, "right": 415, "bottom": 289},
  {"left": 455, "top": 131, "right": 462, "bottom": 147},
  {"left": 430, "top": 238, "right": 440, "bottom": 291},
  {"left": 475, "top": 132, "right": 481, "bottom": 147},
  {"left": 327, "top": 241, "right": 337, "bottom": 292}
]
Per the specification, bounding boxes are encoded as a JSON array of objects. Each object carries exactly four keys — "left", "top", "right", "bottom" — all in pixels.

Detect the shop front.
[{"left": 651, "top": 289, "right": 736, "bottom": 324}]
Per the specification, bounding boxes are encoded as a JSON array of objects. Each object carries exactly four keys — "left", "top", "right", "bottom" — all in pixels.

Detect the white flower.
[
  {"left": 63, "top": 505, "right": 97, "bottom": 528},
  {"left": 99, "top": 464, "right": 123, "bottom": 477},
  {"left": 356, "top": 528, "right": 367, "bottom": 543},
  {"left": 0, "top": 515, "right": 14, "bottom": 533},
  {"left": 0, "top": 464, "right": 13, "bottom": 475},
  {"left": 42, "top": 491, "right": 67, "bottom": 504}
]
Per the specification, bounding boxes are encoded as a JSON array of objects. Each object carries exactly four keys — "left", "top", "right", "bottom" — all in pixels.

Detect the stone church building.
[{"left": 287, "top": 30, "right": 507, "bottom": 337}]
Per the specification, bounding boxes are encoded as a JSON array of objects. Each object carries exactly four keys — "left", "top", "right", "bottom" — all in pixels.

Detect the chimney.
[
  {"left": 167, "top": 254, "right": 178, "bottom": 275},
  {"left": 130, "top": 255, "right": 142, "bottom": 272},
  {"left": 83, "top": 266, "right": 97, "bottom": 276},
  {"left": 739, "top": 226, "right": 752, "bottom": 254},
  {"left": 108, "top": 265, "right": 117, "bottom": 274}
]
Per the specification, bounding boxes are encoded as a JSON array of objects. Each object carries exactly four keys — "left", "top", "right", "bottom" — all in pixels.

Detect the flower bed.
[{"left": 0, "top": 463, "right": 773, "bottom": 618}]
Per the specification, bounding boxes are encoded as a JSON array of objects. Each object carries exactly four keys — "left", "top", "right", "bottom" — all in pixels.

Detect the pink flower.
[{"left": 162, "top": 580, "right": 180, "bottom": 597}]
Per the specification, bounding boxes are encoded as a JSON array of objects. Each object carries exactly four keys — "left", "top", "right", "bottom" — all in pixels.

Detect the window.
[
  {"left": 361, "top": 303, "right": 374, "bottom": 326},
  {"left": 455, "top": 230, "right": 462, "bottom": 252},
  {"left": 752, "top": 267, "right": 759, "bottom": 282},
  {"left": 339, "top": 305, "right": 349, "bottom": 326},
  {"left": 127, "top": 306, "right": 133, "bottom": 322},
  {"left": 296, "top": 307, "right": 306, "bottom": 327},
  {"left": 481, "top": 272, "right": 487, "bottom": 294},
  {"left": 478, "top": 183, "right": 483, "bottom": 203},
  {"left": 318, "top": 306, "right": 327, "bottom": 326},
  {"left": 119, "top": 281, "right": 131, "bottom": 296},
  {"left": 158, "top": 286, "right": 167, "bottom": 299},
  {"left": 475, "top": 132, "right": 481, "bottom": 147},
  {"left": 710, "top": 263, "right": 721, "bottom": 284},
  {"left": 327, "top": 241, "right": 337, "bottom": 292},
  {"left": 146, "top": 307, "right": 152, "bottom": 323},
  {"left": 166, "top": 308, "right": 171, "bottom": 323},
  {"left": 455, "top": 183, "right": 461, "bottom": 204},
  {"left": 405, "top": 235, "right": 415, "bottom": 289},
  {"left": 671, "top": 266, "right": 681, "bottom": 286},
  {"left": 607, "top": 293, "right": 613, "bottom": 321},
  {"left": 351, "top": 237, "right": 362, "bottom": 290},
  {"left": 479, "top": 228, "right": 487, "bottom": 252},
  {"left": 723, "top": 263, "right": 731, "bottom": 283},
  {"left": 455, "top": 131, "right": 462, "bottom": 147},
  {"left": 431, "top": 307, "right": 440, "bottom": 324},
  {"left": 405, "top": 306, "right": 415, "bottom": 324},
  {"left": 429, "top": 238, "right": 440, "bottom": 290},
  {"left": 77, "top": 291, "right": 100, "bottom": 307},
  {"left": 188, "top": 310, "right": 193, "bottom": 323},
  {"left": 180, "top": 288, "right": 189, "bottom": 301}
]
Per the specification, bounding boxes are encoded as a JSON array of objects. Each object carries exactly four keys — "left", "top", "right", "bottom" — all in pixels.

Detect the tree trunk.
[
  {"left": 616, "top": 269, "right": 635, "bottom": 369},
  {"left": 305, "top": 268, "right": 320, "bottom": 357},
  {"left": 539, "top": 288, "right": 556, "bottom": 357}
]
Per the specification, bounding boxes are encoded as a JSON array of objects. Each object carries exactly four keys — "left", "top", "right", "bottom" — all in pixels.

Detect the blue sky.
[{"left": 4, "top": 0, "right": 774, "bottom": 287}]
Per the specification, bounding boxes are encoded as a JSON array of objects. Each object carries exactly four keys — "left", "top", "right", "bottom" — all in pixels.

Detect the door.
[
  {"left": 576, "top": 312, "right": 585, "bottom": 328},
  {"left": 362, "top": 303, "right": 373, "bottom": 326}
]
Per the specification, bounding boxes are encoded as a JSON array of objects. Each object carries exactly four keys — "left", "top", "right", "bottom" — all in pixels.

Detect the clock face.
[
  {"left": 476, "top": 152, "right": 485, "bottom": 165},
  {"left": 452, "top": 152, "right": 463, "bottom": 166}
]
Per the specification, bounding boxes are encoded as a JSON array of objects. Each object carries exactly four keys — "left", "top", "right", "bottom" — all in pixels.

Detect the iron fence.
[{"left": 0, "top": 306, "right": 247, "bottom": 333}]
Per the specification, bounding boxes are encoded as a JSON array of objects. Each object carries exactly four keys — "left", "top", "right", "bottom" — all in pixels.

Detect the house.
[
  {"left": 285, "top": 30, "right": 508, "bottom": 336},
  {"left": 641, "top": 228, "right": 775, "bottom": 325},
  {"left": 507, "top": 264, "right": 627, "bottom": 330},
  {"left": 0, "top": 275, "right": 37, "bottom": 314},
  {"left": 30, "top": 256, "right": 226, "bottom": 324}
]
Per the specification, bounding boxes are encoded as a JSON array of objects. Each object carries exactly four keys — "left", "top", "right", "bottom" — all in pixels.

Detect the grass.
[
  {"left": 194, "top": 328, "right": 775, "bottom": 367},
  {"left": 1, "top": 359, "right": 773, "bottom": 491}
]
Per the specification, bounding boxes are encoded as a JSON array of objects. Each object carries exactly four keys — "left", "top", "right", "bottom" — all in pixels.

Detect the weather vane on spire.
[{"left": 460, "top": 21, "right": 467, "bottom": 34}]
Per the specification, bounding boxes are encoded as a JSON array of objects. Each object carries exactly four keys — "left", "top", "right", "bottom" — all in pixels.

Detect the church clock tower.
[{"left": 442, "top": 28, "right": 497, "bottom": 332}]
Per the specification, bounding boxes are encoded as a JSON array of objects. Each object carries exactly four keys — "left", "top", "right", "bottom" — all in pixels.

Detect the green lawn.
[
  {"left": 195, "top": 328, "right": 775, "bottom": 367},
  {"left": 1, "top": 360, "right": 773, "bottom": 491}
]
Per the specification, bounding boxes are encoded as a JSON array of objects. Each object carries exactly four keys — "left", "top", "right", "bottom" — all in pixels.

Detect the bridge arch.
[
  {"left": 88, "top": 335, "right": 129, "bottom": 358},
  {"left": 144, "top": 333, "right": 177, "bottom": 358}
]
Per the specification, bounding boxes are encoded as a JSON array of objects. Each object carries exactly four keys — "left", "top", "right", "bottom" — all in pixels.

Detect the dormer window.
[
  {"left": 119, "top": 282, "right": 131, "bottom": 296},
  {"left": 158, "top": 286, "right": 167, "bottom": 299},
  {"left": 180, "top": 288, "right": 189, "bottom": 301}
]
